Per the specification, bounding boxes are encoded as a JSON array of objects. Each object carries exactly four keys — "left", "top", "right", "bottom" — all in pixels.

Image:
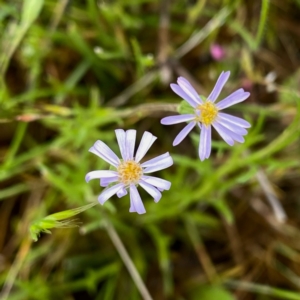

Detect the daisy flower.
[
  {"left": 161, "top": 71, "right": 251, "bottom": 161},
  {"left": 85, "top": 129, "right": 173, "bottom": 214}
]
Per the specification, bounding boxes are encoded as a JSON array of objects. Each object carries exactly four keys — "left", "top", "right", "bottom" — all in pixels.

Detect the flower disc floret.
[
  {"left": 118, "top": 160, "right": 143, "bottom": 185},
  {"left": 196, "top": 102, "right": 218, "bottom": 126}
]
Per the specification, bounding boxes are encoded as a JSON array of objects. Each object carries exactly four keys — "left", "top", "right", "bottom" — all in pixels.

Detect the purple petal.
[
  {"left": 98, "top": 183, "right": 124, "bottom": 205},
  {"left": 216, "top": 89, "right": 250, "bottom": 110},
  {"left": 173, "top": 121, "right": 196, "bottom": 146},
  {"left": 216, "top": 116, "right": 248, "bottom": 136},
  {"left": 212, "top": 121, "right": 234, "bottom": 146},
  {"left": 141, "top": 152, "right": 169, "bottom": 167},
  {"left": 117, "top": 187, "right": 127, "bottom": 198},
  {"left": 216, "top": 122, "right": 245, "bottom": 143},
  {"left": 230, "top": 132, "right": 244, "bottom": 143},
  {"left": 139, "top": 180, "right": 162, "bottom": 202},
  {"left": 142, "top": 153, "right": 173, "bottom": 173},
  {"left": 85, "top": 170, "right": 118, "bottom": 182},
  {"left": 218, "top": 112, "right": 251, "bottom": 128},
  {"left": 129, "top": 185, "right": 146, "bottom": 214},
  {"left": 89, "top": 140, "right": 120, "bottom": 167},
  {"left": 135, "top": 131, "right": 157, "bottom": 163},
  {"left": 199, "top": 125, "right": 211, "bottom": 161},
  {"left": 141, "top": 175, "right": 171, "bottom": 191},
  {"left": 207, "top": 71, "right": 230, "bottom": 102},
  {"left": 125, "top": 130, "right": 136, "bottom": 160},
  {"left": 141, "top": 152, "right": 172, "bottom": 167},
  {"left": 115, "top": 129, "right": 126, "bottom": 160},
  {"left": 177, "top": 77, "right": 203, "bottom": 105},
  {"left": 100, "top": 176, "right": 118, "bottom": 187},
  {"left": 161, "top": 114, "right": 195, "bottom": 125},
  {"left": 170, "top": 84, "right": 198, "bottom": 108},
  {"left": 213, "top": 121, "right": 245, "bottom": 145}
]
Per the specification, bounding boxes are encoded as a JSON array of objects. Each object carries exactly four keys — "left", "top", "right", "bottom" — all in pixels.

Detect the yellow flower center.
[
  {"left": 196, "top": 101, "right": 218, "bottom": 126},
  {"left": 117, "top": 160, "right": 143, "bottom": 185}
]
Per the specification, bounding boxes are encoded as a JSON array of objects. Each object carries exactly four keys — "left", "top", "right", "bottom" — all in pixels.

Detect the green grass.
[{"left": 1, "top": 0, "right": 300, "bottom": 299}]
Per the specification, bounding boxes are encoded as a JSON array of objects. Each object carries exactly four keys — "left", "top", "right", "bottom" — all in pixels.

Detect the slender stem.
[
  {"left": 174, "top": 7, "right": 231, "bottom": 59},
  {"left": 49, "top": 0, "right": 70, "bottom": 33},
  {"left": 184, "top": 219, "right": 217, "bottom": 283},
  {"left": 157, "top": 0, "right": 171, "bottom": 84},
  {"left": 0, "top": 238, "right": 31, "bottom": 300},
  {"left": 3, "top": 122, "right": 27, "bottom": 169},
  {"left": 103, "top": 217, "right": 153, "bottom": 300},
  {"left": 108, "top": 70, "right": 158, "bottom": 107},
  {"left": 255, "top": 169, "right": 286, "bottom": 222},
  {"left": 255, "top": 0, "right": 270, "bottom": 50}
]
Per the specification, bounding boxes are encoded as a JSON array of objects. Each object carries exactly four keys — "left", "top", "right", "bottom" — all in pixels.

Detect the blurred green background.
[{"left": 1, "top": 0, "right": 300, "bottom": 299}]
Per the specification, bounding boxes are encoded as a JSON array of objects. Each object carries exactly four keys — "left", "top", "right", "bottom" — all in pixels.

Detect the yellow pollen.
[
  {"left": 117, "top": 160, "right": 143, "bottom": 185},
  {"left": 196, "top": 101, "right": 218, "bottom": 125}
]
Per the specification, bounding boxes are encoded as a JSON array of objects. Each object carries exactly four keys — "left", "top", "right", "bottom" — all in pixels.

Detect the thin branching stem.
[{"left": 103, "top": 216, "right": 153, "bottom": 300}]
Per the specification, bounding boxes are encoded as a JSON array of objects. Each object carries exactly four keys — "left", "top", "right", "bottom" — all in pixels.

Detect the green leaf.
[
  {"left": 0, "top": 183, "right": 30, "bottom": 201},
  {"left": 21, "top": 0, "right": 44, "bottom": 26},
  {"left": 189, "top": 285, "right": 235, "bottom": 300},
  {"left": 0, "top": 0, "right": 44, "bottom": 78},
  {"left": 213, "top": 199, "right": 234, "bottom": 224},
  {"left": 29, "top": 202, "right": 98, "bottom": 241},
  {"left": 178, "top": 100, "right": 194, "bottom": 115}
]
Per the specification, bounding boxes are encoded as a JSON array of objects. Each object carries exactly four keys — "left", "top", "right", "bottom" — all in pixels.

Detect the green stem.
[
  {"left": 3, "top": 122, "right": 28, "bottom": 169},
  {"left": 103, "top": 215, "right": 153, "bottom": 300},
  {"left": 255, "top": 0, "right": 270, "bottom": 49}
]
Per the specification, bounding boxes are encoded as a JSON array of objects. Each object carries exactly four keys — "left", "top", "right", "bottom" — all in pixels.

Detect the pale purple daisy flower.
[
  {"left": 85, "top": 129, "right": 173, "bottom": 214},
  {"left": 161, "top": 71, "right": 251, "bottom": 161}
]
